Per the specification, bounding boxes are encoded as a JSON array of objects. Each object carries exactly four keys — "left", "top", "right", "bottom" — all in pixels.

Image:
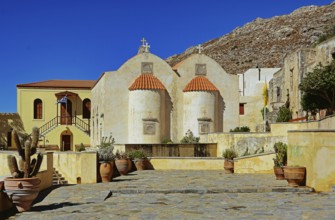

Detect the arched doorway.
[
  {"left": 60, "top": 130, "right": 73, "bottom": 151},
  {"left": 61, "top": 99, "right": 72, "bottom": 125}
]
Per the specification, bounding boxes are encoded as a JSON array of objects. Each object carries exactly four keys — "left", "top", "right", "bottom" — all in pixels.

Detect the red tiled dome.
[
  {"left": 183, "top": 76, "right": 219, "bottom": 92},
  {"left": 129, "top": 74, "right": 166, "bottom": 91}
]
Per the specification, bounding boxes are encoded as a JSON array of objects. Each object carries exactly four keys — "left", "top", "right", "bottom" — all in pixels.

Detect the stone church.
[
  {"left": 91, "top": 41, "right": 239, "bottom": 146},
  {"left": 6, "top": 39, "right": 275, "bottom": 150}
]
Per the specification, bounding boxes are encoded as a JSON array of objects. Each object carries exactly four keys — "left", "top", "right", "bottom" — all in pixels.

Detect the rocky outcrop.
[{"left": 167, "top": 2, "right": 335, "bottom": 74}]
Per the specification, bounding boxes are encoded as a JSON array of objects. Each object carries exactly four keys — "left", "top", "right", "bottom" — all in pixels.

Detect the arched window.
[
  {"left": 34, "top": 99, "right": 43, "bottom": 119},
  {"left": 83, "top": 99, "right": 91, "bottom": 119}
]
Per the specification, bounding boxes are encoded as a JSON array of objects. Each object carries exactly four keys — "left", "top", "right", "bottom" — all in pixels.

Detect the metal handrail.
[
  {"left": 39, "top": 116, "right": 90, "bottom": 136},
  {"left": 73, "top": 117, "right": 90, "bottom": 134},
  {"left": 39, "top": 116, "right": 59, "bottom": 135}
]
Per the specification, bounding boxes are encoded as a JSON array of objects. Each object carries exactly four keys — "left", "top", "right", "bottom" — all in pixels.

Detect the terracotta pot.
[
  {"left": 224, "top": 160, "right": 234, "bottom": 174},
  {"left": 127, "top": 158, "right": 133, "bottom": 173},
  {"left": 115, "top": 159, "right": 129, "bottom": 175},
  {"left": 99, "top": 161, "right": 114, "bottom": 182},
  {"left": 134, "top": 158, "right": 148, "bottom": 171},
  {"left": 273, "top": 166, "right": 285, "bottom": 180},
  {"left": 4, "top": 177, "right": 41, "bottom": 212},
  {"left": 284, "top": 166, "right": 306, "bottom": 187}
]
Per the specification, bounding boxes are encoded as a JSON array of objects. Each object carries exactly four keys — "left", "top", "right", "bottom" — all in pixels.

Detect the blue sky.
[{"left": 0, "top": 0, "right": 333, "bottom": 112}]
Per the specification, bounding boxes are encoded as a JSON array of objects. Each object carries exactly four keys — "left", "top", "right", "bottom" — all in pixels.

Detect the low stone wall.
[
  {"left": 270, "top": 121, "right": 319, "bottom": 136},
  {"left": 149, "top": 157, "right": 224, "bottom": 170},
  {"left": 126, "top": 144, "right": 217, "bottom": 157},
  {"left": 53, "top": 151, "right": 97, "bottom": 184},
  {"left": 203, "top": 115, "right": 335, "bottom": 158},
  {"left": 206, "top": 132, "right": 285, "bottom": 157},
  {"left": 270, "top": 115, "right": 335, "bottom": 136},
  {"left": 234, "top": 152, "right": 275, "bottom": 174},
  {"left": 0, "top": 151, "right": 53, "bottom": 191},
  {"left": 319, "top": 115, "right": 335, "bottom": 129},
  {"left": 288, "top": 129, "right": 335, "bottom": 192}
]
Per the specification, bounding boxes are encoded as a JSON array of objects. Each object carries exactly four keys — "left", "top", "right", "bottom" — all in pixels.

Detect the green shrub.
[
  {"left": 273, "top": 142, "right": 287, "bottom": 167},
  {"left": 96, "top": 135, "right": 115, "bottom": 162},
  {"left": 162, "top": 138, "right": 173, "bottom": 144},
  {"left": 230, "top": 126, "right": 250, "bottom": 132},
  {"left": 180, "top": 129, "right": 200, "bottom": 143},
  {"left": 276, "top": 106, "right": 292, "bottom": 122},
  {"left": 115, "top": 150, "right": 128, "bottom": 159},
  {"left": 128, "top": 150, "right": 147, "bottom": 159},
  {"left": 77, "top": 143, "right": 86, "bottom": 152},
  {"left": 222, "top": 148, "right": 238, "bottom": 160}
]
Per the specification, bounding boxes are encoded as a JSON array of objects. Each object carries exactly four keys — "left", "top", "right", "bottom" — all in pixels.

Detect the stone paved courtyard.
[{"left": 8, "top": 170, "right": 335, "bottom": 219}]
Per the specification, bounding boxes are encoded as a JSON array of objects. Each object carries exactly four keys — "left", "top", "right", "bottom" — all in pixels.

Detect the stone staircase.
[
  {"left": 39, "top": 116, "right": 90, "bottom": 137},
  {"left": 53, "top": 168, "right": 68, "bottom": 185}
]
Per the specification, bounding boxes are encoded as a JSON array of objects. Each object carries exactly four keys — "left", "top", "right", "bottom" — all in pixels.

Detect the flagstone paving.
[{"left": 7, "top": 170, "right": 335, "bottom": 219}]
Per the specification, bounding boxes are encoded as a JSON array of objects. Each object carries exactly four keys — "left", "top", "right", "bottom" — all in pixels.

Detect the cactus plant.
[{"left": 7, "top": 127, "right": 43, "bottom": 178}]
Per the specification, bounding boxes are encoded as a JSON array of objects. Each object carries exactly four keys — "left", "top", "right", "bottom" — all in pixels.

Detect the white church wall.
[
  {"left": 173, "top": 54, "right": 239, "bottom": 137},
  {"left": 91, "top": 73, "right": 107, "bottom": 147},
  {"left": 239, "top": 68, "right": 280, "bottom": 97},
  {"left": 128, "top": 90, "right": 161, "bottom": 143},
  {"left": 183, "top": 91, "right": 216, "bottom": 137},
  {"left": 97, "top": 52, "right": 178, "bottom": 144}
]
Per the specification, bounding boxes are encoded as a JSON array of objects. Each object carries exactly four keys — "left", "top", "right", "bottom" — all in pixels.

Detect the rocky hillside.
[{"left": 166, "top": 2, "right": 335, "bottom": 74}]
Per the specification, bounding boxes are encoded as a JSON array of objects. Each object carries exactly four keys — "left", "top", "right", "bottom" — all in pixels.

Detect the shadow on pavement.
[
  {"left": 30, "top": 201, "right": 93, "bottom": 212},
  {"left": 33, "top": 184, "right": 74, "bottom": 205},
  {"left": 112, "top": 178, "right": 139, "bottom": 182}
]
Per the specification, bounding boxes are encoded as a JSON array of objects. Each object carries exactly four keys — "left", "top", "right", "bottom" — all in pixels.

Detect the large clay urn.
[
  {"left": 115, "top": 159, "right": 129, "bottom": 175},
  {"left": 4, "top": 177, "right": 41, "bottom": 212},
  {"left": 224, "top": 160, "right": 234, "bottom": 174},
  {"left": 99, "top": 161, "right": 114, "bottom": 182},
  {"left": 134, "top": 158, "right": 149, "bottom": 171},
  {"left": 127, "top": 158, "right": 134, "bottom": 173},
  {"left": 273, "top": 166, "right": 285, "bottom": 180},
  {"left": 283, "top": 166, "right": 306, "bottom": 186}
]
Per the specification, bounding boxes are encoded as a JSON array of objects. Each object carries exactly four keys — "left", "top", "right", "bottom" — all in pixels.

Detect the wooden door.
[
  {"left": 61, "top": 100, "right": 72, "bottom": 125},
  {"left": 61, "top": 135, "right": 71, "bottom": 151}
]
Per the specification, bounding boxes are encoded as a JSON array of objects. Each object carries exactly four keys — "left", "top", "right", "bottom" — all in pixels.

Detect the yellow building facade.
[{"left": 17, "top": 80, "right": 94, "bottom": 151}]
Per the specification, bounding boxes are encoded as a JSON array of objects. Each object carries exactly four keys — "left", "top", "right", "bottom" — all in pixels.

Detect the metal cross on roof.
[
  {"left": 144, "top": 42, "right": 150, "bottom": 53},
  {"left": 197, "top": 44, "right": 203, "bottom": 54},
  {"left": 141, "top": 38, "right": 146, "bottom": 46}
]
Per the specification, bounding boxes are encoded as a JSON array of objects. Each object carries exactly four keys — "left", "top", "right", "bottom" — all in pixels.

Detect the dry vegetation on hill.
[{"left": 166, "top": 2, "right": 335, "bottom": 74}]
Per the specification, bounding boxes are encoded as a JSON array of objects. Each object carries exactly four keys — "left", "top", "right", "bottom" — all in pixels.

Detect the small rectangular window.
[
  {"left": 195, "top": 64, "right": 207, "bottom": 76},
  {"left": 239, "top": 103, "right": 245, "bottom": 115},
  {"left": 141, "top": 62, "right": 153, "bottom": 74}
]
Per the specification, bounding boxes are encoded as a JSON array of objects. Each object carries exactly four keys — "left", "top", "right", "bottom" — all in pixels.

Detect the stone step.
[{"left": 52, "top": 168, "right": 68, "bottom": 185}]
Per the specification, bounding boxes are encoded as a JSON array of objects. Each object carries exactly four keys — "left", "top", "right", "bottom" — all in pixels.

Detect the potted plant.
[
  {"left": 180, "top": 129, "right": 200, "bottom": 143},
  {"left": 128, "top": 150, "right": 149, "bottom": 171},
  {"left": 4, "top": 127, "right": 43, "bottom": 212},
  {"left": 97, "top": 136, "right": 116, "bottom": 182},
  {"left": 222, "top": 148, "right": 238, "bottom": 174},
  {"left": 283, "top": 165, "right": 306, "bottom": 187},
  {"left": 115, "top": 150, "right": 129, "bottom": 175},
  {"left": 273, "top": 142, "right": 287, "bottom": 180}
]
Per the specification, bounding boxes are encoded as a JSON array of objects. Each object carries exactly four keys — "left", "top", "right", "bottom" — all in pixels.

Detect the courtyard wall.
[
  {"left": 288, "top": 130, "right": 335, "bottom": 192},
  {"left": 53, "top": 151, "right": 97, "bottom": 184}
]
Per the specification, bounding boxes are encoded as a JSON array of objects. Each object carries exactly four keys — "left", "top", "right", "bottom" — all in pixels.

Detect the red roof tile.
[
  {"left": 183, "top": 76, "right": 219, "bottom": 92},
  {"left": 129, "top": 74, "right": 166, "bottom": 91},
  {"left": 17, "top": 80, "right": 96, "bottom": 89}
]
